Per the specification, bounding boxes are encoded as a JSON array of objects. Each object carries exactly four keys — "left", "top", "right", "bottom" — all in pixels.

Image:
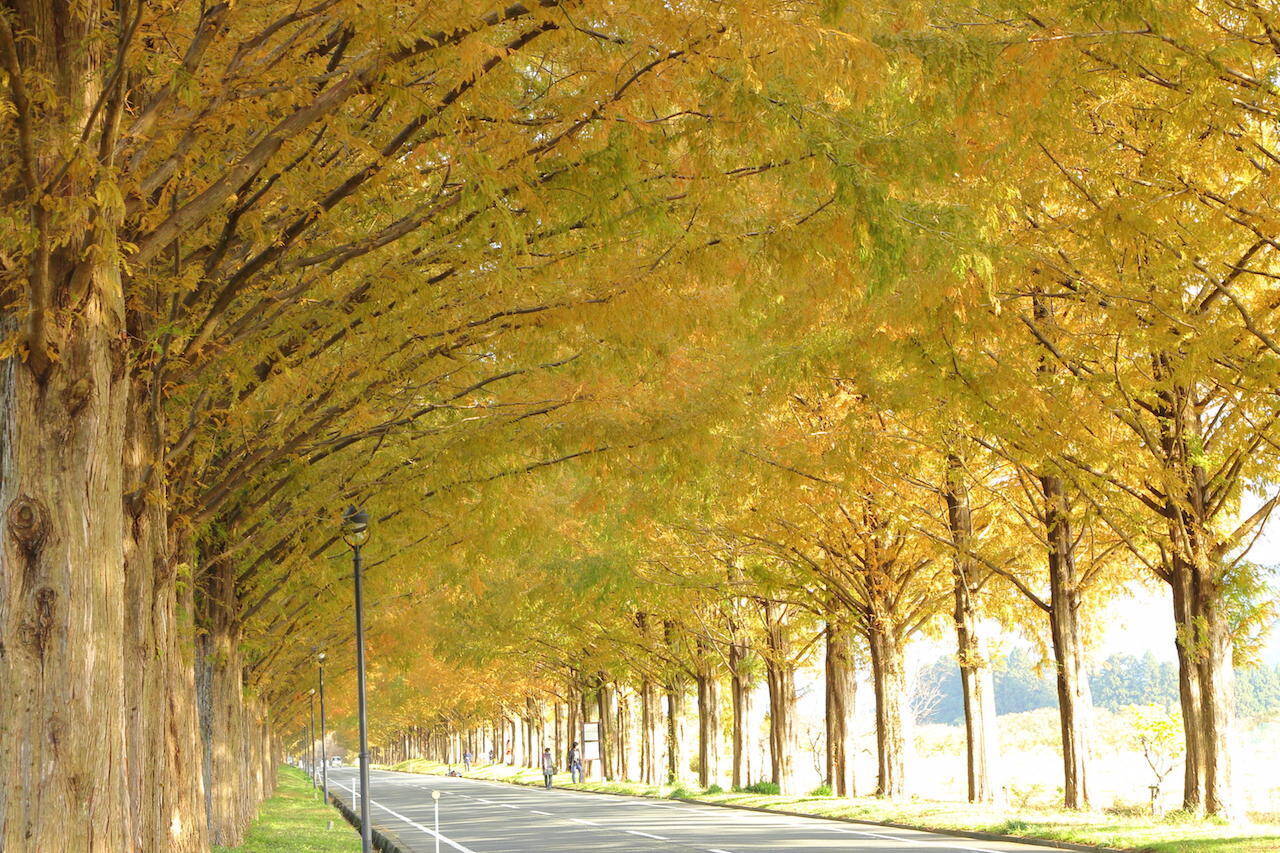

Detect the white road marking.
[
  {"left": 355, "top": 770, "right": 1027, "bottom": 853},
  {"left": 333, "top": 780, "right": 477, "bottom": 853},
  {"left": 825, "top": 826, "right": 1004, "bottom": 853}
]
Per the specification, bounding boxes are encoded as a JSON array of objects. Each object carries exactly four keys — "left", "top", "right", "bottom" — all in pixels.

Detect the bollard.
[{"left": 432, "top": 790, "right": 441, "bottom": 853}]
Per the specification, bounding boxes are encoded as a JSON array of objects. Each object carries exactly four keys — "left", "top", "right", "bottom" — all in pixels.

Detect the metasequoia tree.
[
  {"left": 948, "top": 2, "right": 1280, "bottom": 816},
  {"left": 0, "top": 0, "right": 890, "bottom": 848}
]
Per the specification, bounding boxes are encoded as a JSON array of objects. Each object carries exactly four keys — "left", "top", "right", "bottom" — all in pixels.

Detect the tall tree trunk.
[
  {"left": 944, "top": 456, "right": 998, "bottom": 804},
  {"left": 729, "top": 636, "right": 752, "bottom": 790},
  {"left": 1152, "top": 372, "right": 1236, "bottom": 817},
  {"left": 665, "top": 673, "right": 687, "bottom": 784},
  {"left": 554, "top": 702, "right": 563, "bottom": 770},
  {"left": 596, "top": 681, "right": 614, "bottom": 781},
  {"left": 763, "top": 602, "right": 798, "bottom": 794},
  {"left": 825, "top": 617, "right": 857, "bottom": 798},
  {"left": 640, "top": 675, "right": 660, "bottom": 784},
  {"left": 1172, "top": 563, "right": 1205, "bottom": 812},
  {"left": 1168, "top": 540, "right": 1237, "bottom": 815},
  {"left": 1033, "top": 292, "right": 1092, "bottom": 811},
  {"left": 1041, "top": 473, "right": 1092, "bottom": 810},
  {"left": 122, "top": 385, "right": 207, "bottom": 851},
  {"left": 567, "top": 684, "right": 580, "bottom": 770},
  {"left": 616, "top": 689, "right": 631, "bottom": 782},
  {"left": 867, "top": 618, "right": 907, "bottom": 798},
  {"left": 197, "top": 608, "right": 252, "bottom": 844},
  {"left": 1, "top": 287, "right": 132, "bottom": 849},
  {"left": 696, "top": 638, "right": 721, "bottom": 788}
]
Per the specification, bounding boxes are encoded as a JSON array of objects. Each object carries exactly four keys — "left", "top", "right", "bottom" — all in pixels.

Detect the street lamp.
[
  {"left": 342, "top": 504, "right": 373, "bottom": 853},
  {"left": 308, "top": 688, "right": 317, "bottom": 789},
  {"left": 318, "top": 651, "right": 329, "bottom": 803}
]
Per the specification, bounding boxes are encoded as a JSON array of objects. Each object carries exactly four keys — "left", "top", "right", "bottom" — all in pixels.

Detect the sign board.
[{"left": 582, "top": 722, "right": 600, "bottom": 761}]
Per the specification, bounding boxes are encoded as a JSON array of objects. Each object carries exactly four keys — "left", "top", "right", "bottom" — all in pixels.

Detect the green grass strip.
[{"left": 213, "top": 765, "right": 359, "bottom": 853}]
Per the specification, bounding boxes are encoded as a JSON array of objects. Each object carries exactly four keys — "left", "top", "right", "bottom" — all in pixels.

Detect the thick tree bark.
[
  {"left": 763, "top": 602, "right": 798, "bottom": 794},
  {"left": 616, "top": 689, "right": 631, "bottom": 782},
  {"left": 567, "top": 683, "right": 580, "bottom": 769},
  {"left": 943, "top": 458, "right": 998, "bottom": 804},
  {"left": 554, "top": 702, "right": 563, "bottom": 769},
  {"left": 729, "top": 636, "right": 753, "bottom": 790},
  {"left": 867, "top": 619, "right": 907, "bottom": 798},
  {"left": 1041, "top": 473, "right": 1093, "bottom": 810},
  {"left": 196, "top": 593, "right": 255, "bottom": 846},
  {"left": 1168, "top": 539, "right": 1236, "bottom": 815},
  {"left": 122, "top": 391, "right": 207, "bottom": 851},
  {"left": 1, "top": 286, "right": 132, "bottom": 849},
  {"left": 665, "top": 674, "right": 687, "bottom": 784},
  {"left": 695, "top": 639, "right": 721, "bottom": 788},
  {"left": 596, "top": 682, "right": 614, "bottom": 780},
  {"left": 824, "top": 618, "right": 857, "bottom": 798},
  {"left": 640, "top": 675, "right": 661, "bottom": 784},
  {"left": 1151, "top": 374, "right": 1236, "bottom": 816}
]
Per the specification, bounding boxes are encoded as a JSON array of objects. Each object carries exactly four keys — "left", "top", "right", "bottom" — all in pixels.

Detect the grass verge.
[
  {"left": 386, "top": 759, "right": 1280, "bottom": 853},
  {"left": 213, "top": 765, "right": 359, "bottom": 853}
]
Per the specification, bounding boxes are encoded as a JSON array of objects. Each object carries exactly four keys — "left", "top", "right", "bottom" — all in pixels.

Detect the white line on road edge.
[
  {"left": 334, "top": 780, "right": 477, "bottom": 853},
  {"left": 529, "top": 809, "right": 553, "bottom": 816},
  {"left": 626, "top": 830, "right": 669, "bottom": 840},
  {"left": 570, "top": 818, "right": 600, "bottom": 825},
  {"left": 825, "top": 826, "right": 1005, "bottom": 853}
]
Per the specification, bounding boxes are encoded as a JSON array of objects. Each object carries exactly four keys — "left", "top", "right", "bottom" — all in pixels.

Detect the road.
[{"left": 326, "top": 767, "right": 1068, "bottom": 853}]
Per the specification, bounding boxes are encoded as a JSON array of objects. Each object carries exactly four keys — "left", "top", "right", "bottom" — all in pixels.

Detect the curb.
[
  {"left": 328, "top": 790, "right": 413, "bottom": 853},
  {"left": 391, "top": 765, "right": 1127, "bottom": 853}
]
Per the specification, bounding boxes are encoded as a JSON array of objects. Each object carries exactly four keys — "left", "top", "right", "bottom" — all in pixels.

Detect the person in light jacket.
[{"left": 541, "top": 747, "right": 555, "bottom": 789}]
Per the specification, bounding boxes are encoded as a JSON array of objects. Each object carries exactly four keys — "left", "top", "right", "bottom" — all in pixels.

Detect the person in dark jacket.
[{"left": 568, "top": 741, "right": 582, "bottom": 784}]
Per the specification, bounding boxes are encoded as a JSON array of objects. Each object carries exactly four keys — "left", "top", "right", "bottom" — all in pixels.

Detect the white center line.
[
  {"left": 627, "top": 830, "right": 669, "bottom": 840},
  {"left": 530, "top": 809, "right": 553, "bottom": 816},
  {"left": 570, "top": 817, "right": 600, "bottom": 825}
]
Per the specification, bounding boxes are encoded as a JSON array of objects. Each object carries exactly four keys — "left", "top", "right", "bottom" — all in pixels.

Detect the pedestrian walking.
[
  {"left": 541, "top": 747, "right": 555, "bottom": 789},
  {"left": 463, "top": 750, "right": 472, "bottom": 771},
  {"left": 568, "top": 741, "right": 583, "bottom": 784}
]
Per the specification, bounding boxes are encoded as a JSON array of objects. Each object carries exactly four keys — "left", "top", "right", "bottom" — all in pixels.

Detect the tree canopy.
[{"left": 2, "top": 1, "right": 1279, "bottom": 849}]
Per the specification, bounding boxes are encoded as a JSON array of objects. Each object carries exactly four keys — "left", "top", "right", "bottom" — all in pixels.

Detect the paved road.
[{"left": 326, "top": 767, "right": 1067, "bottom": 853}]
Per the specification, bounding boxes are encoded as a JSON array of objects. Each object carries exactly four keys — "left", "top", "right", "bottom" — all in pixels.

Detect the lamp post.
[
  {"left": 318, "top": 651, "right": 329, "bottom": 803},
  {"left": 308, "top": 689, "right": 317, "bottom": 788},
  {"left": 342, "top": 504, "right": 372, "bottom": 853}
]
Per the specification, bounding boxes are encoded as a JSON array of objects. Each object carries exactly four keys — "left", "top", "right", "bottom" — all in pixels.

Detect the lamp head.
[
  {"left": 341, "top": 504, "right": 370, "bottom": 547},
  {"left": 318, "top": 651, "right": 326, "bottom": 663}
]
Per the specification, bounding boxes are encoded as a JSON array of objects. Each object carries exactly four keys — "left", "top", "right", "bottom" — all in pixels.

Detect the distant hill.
[{"left": 914, "top": 648, "right": 1280, "bottom": 725}]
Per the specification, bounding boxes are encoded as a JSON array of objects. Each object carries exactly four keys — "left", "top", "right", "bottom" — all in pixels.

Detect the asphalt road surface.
[{"left": 326, "top": 767, "right": 1066, "bottom": 853}]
